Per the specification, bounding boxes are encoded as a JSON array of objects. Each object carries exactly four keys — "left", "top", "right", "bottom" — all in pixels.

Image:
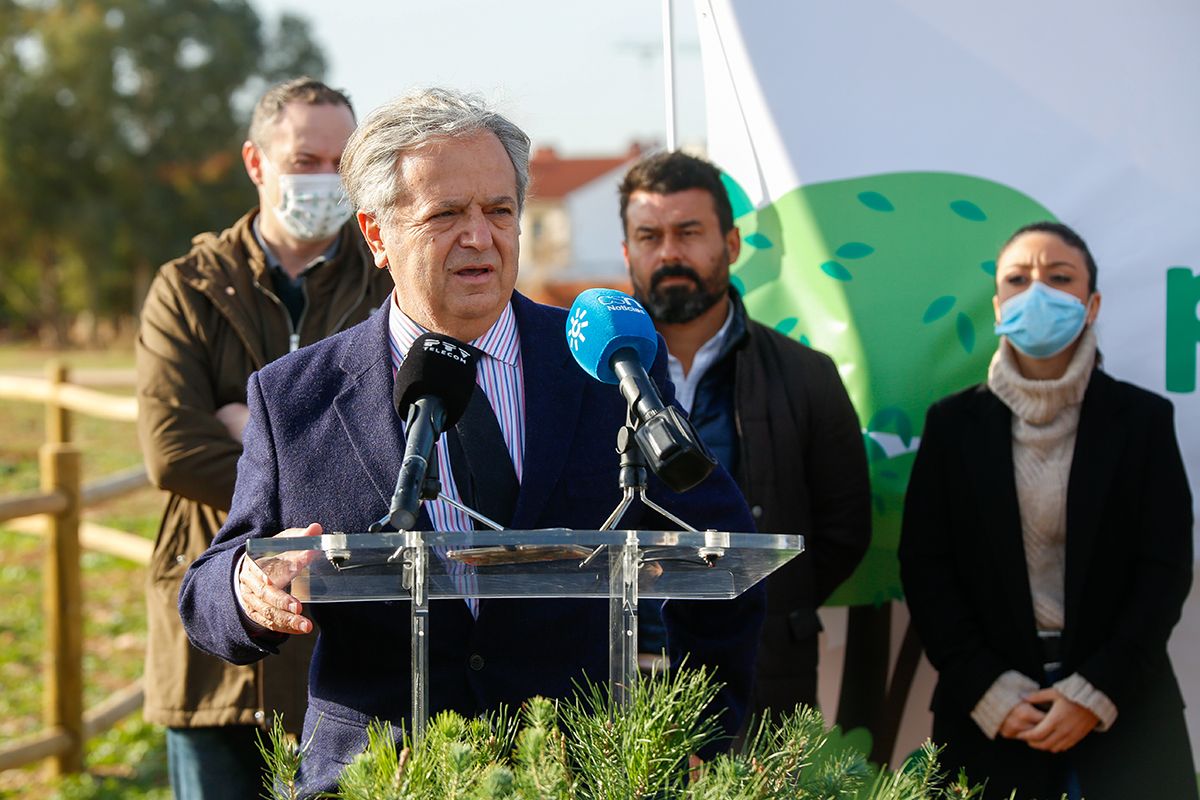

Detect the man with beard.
[{"left": 619, "top": 151, "right": 871, "bottom": 726}]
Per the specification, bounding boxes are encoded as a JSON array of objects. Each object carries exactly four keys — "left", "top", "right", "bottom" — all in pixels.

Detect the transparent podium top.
[{"left": 246, "top": 529, "right": 803, "bottom": 602}]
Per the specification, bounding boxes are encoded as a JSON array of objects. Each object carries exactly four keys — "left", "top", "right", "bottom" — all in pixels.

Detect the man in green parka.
[{"left": 135, "top": 76, "right": 393, "bottom": 799}]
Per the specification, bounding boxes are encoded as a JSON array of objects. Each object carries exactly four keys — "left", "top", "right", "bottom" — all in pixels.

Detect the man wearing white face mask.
[{"left": 135, "top": 77, "right": 393, "bottom": 799}]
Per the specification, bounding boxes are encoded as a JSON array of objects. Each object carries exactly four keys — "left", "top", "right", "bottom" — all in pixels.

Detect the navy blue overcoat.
[{"left": 179, "top": 292, "right": 765, "bottom": 793}]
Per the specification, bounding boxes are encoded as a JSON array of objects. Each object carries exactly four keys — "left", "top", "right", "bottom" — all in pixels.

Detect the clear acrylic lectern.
[{"left": 247, "top": 528, "right": 803, "bottom": 743}]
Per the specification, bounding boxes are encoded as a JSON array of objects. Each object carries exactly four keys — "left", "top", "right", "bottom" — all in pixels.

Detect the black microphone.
[
  {"left": 610, "top": 351, "right": 717, "bottom": 493},
  {"left": 566, "top": 289, "right": 716, "bottom": 492},
  {"left": 384, "top": 333, "right": 478, "bottom": 531}
]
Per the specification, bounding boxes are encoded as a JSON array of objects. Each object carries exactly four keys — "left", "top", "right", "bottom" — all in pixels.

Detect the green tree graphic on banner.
[{"left": 724, "top": 171, "right": 1056, "bottom": 605}]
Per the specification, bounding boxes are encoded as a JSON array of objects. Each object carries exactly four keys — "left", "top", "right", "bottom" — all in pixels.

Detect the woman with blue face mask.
[
  {"left": 899, "top": 222, "right": 1196, "bottom": 800},
  {"left": 992, "top": 223, "right": 1100, "bottom": 377}
]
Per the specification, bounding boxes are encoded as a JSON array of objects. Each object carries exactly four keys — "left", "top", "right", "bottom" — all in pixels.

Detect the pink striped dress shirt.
[{"left": 387, "top": 296, "right": 525, "bottom": 616}]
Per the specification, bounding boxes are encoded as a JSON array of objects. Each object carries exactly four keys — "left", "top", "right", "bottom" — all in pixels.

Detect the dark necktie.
[{"left": 445, "top": 385, "right": 519, "bottom": 529}]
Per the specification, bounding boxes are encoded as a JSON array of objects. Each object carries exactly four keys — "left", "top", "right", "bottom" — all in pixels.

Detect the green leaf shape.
[
  {"left": 744, "top": 232, "right": 774, "bottom": 249},
  {"left": 863, "top": 433, "right": 888, "bottom": 463},
  {"left": 730, "top": 274, "right": 746, "bottom": 295},
  {"left": 720, "top": 172, "right": 755, "bottom": 219},
  {"left": 835, "top": 242, "right": 875, "bottom": 259},
  {"left": 822, "top": 724, "right": 874, "bottom": 761},
  {"left": 856, "top": 191, "right": 895, "bottom": 212},
  {"left": 820, "top": 260, "right": 853, "bottom": 281},
  {"left": 774, "top": 317, "right": 798, "bottom": 335},
  {"left": 980, "top": 259, "right": 997, "bottom": 276},
  {"left": 950, "top": 199, "right": 987, "bottom": 221},
  {"left": 956, "top": 311, "right": 976, "bottom": 353},
  {"left": 922, "top": 295, "right": 956, "bottom": 323},
  {"left": 798, "top": 334, "right": 811, "bottom": 347},
  {"left": 868, "top": 407, "right": 914, "bottom": 447}
]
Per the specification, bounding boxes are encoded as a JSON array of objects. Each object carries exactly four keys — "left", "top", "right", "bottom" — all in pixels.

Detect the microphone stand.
[
  {"left": 370, "top": 448, "right": 503, "bottom": 745},
  {"left": 597, "top": 423, "right": 699, "bottom": 535},
  {"left": 367, "top": 450, "right": 445, "bottom": 742},
  {"left": 369, "top": 442, "right": 506, "bottom": 536},
  {"left": 581, "top": 407, "right": 701, "bottom": 569},
  {"left": 581, "top": 408, "right": 704, "bottom": 709}
]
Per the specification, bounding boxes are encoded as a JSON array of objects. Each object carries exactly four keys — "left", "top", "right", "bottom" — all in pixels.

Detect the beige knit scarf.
[{"left": 986, "top": 328, "right": 1097, "bottom": 631}]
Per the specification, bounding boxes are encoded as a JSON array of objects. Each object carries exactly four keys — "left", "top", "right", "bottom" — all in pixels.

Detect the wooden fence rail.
[
  {"left": 0, "top": 489, "right": 67, "bottom": 524},
  {"left": 0, "top": 362, "right": 152, "bottom": 777}
]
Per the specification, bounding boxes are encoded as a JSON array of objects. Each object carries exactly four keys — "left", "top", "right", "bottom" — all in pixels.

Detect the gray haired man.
[{"left": 178, "top": 88, "right": 766, "bottom": 793}]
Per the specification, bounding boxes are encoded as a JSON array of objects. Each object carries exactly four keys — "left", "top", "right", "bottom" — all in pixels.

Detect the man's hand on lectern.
[{"left": 235, "top": 523, "right": 323, "bottom": 635}]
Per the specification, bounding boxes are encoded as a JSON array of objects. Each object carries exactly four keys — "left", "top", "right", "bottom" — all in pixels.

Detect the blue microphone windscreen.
[{"left": 565, "top": 288, "right": 658, "bottom": 384}]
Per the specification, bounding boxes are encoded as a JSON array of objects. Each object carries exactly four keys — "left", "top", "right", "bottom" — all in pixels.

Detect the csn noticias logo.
[
  {"left": 595, "top": 294, "right": 648, "bottom": 315},
  {"left": 567, "top": 307, "right": 589, "bottom": 352}
]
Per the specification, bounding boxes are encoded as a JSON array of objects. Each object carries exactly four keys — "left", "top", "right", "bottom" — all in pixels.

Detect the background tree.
[{"left": 0, "top": 0, "right": 329, "bottom": 344}]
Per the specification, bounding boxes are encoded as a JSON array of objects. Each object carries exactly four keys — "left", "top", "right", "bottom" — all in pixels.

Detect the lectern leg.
[
  {"left": 608, "top": 534, "right": 639, "bottom": 708},
  {"left": 408, "top": 540, "right": 429, "bottom": 746}
]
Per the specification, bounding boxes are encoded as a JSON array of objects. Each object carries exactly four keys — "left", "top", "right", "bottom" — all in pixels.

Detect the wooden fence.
[{"left": 0, "top": 362, "right": 152, "bottom": 777}]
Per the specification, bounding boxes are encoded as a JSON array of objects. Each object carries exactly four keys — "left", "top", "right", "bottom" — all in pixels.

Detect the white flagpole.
[{"left": 662, "top": 0, "right": 677, "bottom": 151}]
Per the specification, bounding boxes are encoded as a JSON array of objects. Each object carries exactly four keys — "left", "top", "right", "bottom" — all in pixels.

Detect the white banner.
[{"left": 697, "top": 0, "right": 1200, "bottom": 763}]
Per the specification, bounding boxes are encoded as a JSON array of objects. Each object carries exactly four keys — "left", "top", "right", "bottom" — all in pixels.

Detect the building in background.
[{"left": 518, "top": 144, "right": 643, "bottom": 304}]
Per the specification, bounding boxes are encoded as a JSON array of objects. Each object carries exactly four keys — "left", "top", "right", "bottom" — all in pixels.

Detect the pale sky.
[{"left": 254, "top": 0, "right": 708, "bottom": 156}]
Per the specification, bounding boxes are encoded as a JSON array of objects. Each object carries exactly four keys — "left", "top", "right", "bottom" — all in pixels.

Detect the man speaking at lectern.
[{"left": 179, "top": 87, "right": 764, "bottom": 793}]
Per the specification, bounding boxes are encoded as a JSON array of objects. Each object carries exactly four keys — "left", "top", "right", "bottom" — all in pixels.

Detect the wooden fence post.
[
  {"left": 41, "top": 441, "right": 84, "bottom": 776},
  {"left": 45, "top": 360, "right": 71, "bottom": 445}
]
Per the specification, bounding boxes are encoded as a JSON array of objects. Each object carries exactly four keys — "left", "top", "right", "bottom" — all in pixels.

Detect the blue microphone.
[
  {"left": 566, "top": 288, "right": 659, "bottom": 383},
  {"left": 566, "top": 289, "right": 716, "bottom": 492}
]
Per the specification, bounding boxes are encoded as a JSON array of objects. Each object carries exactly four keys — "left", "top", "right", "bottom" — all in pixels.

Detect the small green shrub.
[{"left": 260, "top": 668, "right": 986, "bottom": 800}]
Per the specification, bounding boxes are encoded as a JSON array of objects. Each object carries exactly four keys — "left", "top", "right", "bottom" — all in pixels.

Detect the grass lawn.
[{"left": 0, "top": 345, "right": 171, "bottom": 797}]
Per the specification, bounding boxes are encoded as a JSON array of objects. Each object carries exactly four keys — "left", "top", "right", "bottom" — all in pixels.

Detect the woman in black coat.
[{"left": 899, "top": 222, "right": 1196, "bottom": 800}]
